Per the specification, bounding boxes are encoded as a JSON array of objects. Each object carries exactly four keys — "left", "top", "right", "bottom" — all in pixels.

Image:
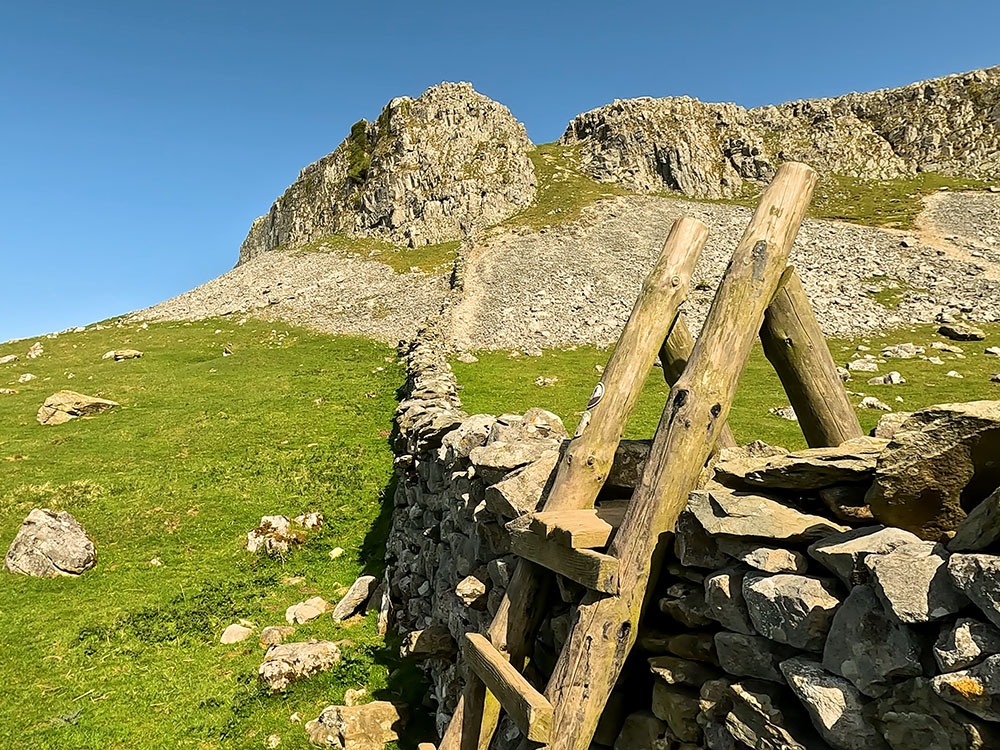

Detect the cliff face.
[
  {"left": 239, "top": 82, "right": 536, "bottom": 264},
  {"left": 561, "top": 67, "right": 1000, "bottom": 198}
]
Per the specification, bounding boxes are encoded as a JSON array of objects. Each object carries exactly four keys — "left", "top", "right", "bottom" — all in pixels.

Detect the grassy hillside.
[
  {"left": 0, "top": 320, "right": 429, "bottom": 750},
  {"left": 453, "top": 324, "right": 1000, "bottom": 450}
]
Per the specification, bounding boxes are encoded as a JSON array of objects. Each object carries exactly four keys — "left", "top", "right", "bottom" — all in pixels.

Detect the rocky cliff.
[
  {"left": 562, "top": 67, "right": 1000, "bottom": 198},
  {"left": 239, "top": 82, "right": 536, "bottom": 263}
]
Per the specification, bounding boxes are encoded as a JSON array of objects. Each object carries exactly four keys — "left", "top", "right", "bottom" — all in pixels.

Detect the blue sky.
[{"left": 1, "top": 1, "right": 997, "bottom": 342}]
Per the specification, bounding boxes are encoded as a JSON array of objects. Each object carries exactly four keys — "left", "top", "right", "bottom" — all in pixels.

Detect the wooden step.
[
  {"left": 508, "top": 524, "right": 619, "bottom": 593},
  {"left": 463, "top": 633, "right": 553, "bottom": 743},
  {"left": 526, "top": 500, "right": 629, "bottom": 549}
]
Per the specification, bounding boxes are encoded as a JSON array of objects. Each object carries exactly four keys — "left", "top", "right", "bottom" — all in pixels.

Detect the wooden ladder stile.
[
  {"left": 532, "top": 162, "right": 821, "bottom": 750},
  {"left": 437, "top": 217, "right": 712, "bottom": 750}
]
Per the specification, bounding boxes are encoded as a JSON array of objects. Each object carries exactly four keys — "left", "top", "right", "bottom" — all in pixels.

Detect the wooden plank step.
[
  {"left": 508, "top": 524, "right": 619, "bottom": 593},
  {"left": 463, "top": 633, "right": 553, "bottom": 743},
  {"left": 527, "top": 500, "right": 629, "bottom": 549}
]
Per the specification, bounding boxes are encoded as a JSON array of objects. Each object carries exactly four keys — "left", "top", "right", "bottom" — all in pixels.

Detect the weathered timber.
[
  {"left": 534, "top": 162, "right": 818, "bottom": 750},
  {"left": 658, "top": 316, "right": 737, "bottom": 449},
  {"left": 438, "top": 218, "right": 710, "bottom": 750},
  {"left": 527, "top": 502, "right": 628, "bottom": 549},
  {"left": 759, "top": 268, "right": 863, "bottom": 447},
  {"left": 508, "top": 525, "right": 619, "bottom": 592},
  {"left": 463, "top": 633, "right": 553, "bottom": 743}
]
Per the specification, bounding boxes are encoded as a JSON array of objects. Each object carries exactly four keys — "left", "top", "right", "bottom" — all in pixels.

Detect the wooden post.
[
  {"left": 536, "top": 162, "right": 818, "bottom": 750},
  {"left": 759, "top": 268, "right": 863, "bottom": 447},
  {"left": 438, "top": 217, "right": 710, "bottom": 750},
  {"left": 658, "top": 316, "right": 738, "bottom": 449}
]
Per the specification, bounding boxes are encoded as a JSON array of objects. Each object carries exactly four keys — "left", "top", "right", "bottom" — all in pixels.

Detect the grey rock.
[
  {"left": 258, "top": 640, "right": 342, "bottom": 691},
  {"left": 872, "top": 411, "right": 912, "bottom": 439},
  {"left": 673, "top": 510, "right": 728, "bottom": 568},
  {"left": 713, "top": 437, "right": 886, "bottom": 490},
  {"left": 704, "top": 568, "right": 754, "bottom": 634},
  {"left": 607, "top": 439, "right": 650, "bottom": 489},
  {"left": 939, "top": 323, "right": 986, "bottom": 341},
  {"left": 822, "top": 584, "right": 922, "bottom": 697},
  {"left": 724, "top": 680, "right": 820, "bottom": 750},
  {"left": 331, "top": 575, "right": 377, "bottom": 621},
  {"left": 780, "top": 656, "right": 888, "bottom": 750},
  {"left": 869, "top": 677, "right": 1000, "bottom": 750},
  {"left": 949, "top": 487, "right": 1000, "bottom": 552},
  {"left": 613, "top": 711, "right": 665, "bottom": 750},
  {"left": 483, "top": 448, "right": 559, "bottom": 517},
  {"left": 743, "top": 573, "right": 841, "bottom": 652},
  {"left": 304, "top": 701, "right": 406, "bottom": 749},
  {"left": 36, "top": 390, "right": 119, "bottom": 426},
  {"left": 931, "top": 653, "right": 1000, "bottom": 721},
  {"left": 438, "top": 414, "right": 495, "bottom": 463},
  {"left": 865, "top": 542, "right": 966, "bottom": 623},
  {"left": 648, "top": 655, "right": 719, "bottom": 687},
  {"left": 659, "top": 582, "right": 712, "bottom": 628},
  {"left": 469, "top": 438, "right": 558, "bottom": 483},
  {"left": 651, "top": 681, "right": 700, "bottom": 742},
  {"left": 934, "top": 618, "right": 1000, "bottom": 672},
  {"left": 716, "top": 536, "right": 808, "bottom": 573},
  {"left": 3, "top": 509, "right": 96, "bottom": 577},
  {"left": 688, "top": 489, "right": 848, "bottom": 543},
  {"left": 714, "top": 632, "right": 798, "bottom": 683},
  {"left": 818, "top": 483, "right": 875, "bottom": 523},
  {"left": 948, "top": 554, "right": 1000, "bottom": 628},
  {"left": 866, "top": 401, "right": 1000, "bottom": 540},
  {"left": 808, "top": 525, "right": 922, "bottom": 586}
]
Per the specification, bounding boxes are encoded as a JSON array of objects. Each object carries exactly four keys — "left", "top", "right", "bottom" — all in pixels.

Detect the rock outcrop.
[
  {"left": 239, "top": 82, "right": 535, "bottom": 262},
  {"left": 36, "top": 391, "right": 119, "bottom": 426},
  {"left": 562, "top": 66, "right": 1000, "bottom": 198}
]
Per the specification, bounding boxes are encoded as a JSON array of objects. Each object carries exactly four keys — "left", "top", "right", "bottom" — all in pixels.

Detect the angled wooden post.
[
  {"left": 658, "top": 317, "right": 738, "bottom": 449},
  {"left": 438, "top": 217, "right": 710, "bottom": 750},
  {"left": 759, "top": 267, "right": 863, "bottom": 447},
  {"left": 536, "top": 162, "right": 818, "bottom": 750}
]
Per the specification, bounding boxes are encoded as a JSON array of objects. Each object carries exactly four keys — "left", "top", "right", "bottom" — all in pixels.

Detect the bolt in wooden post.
[
  {"left": 535, "top": 162, "right": 818, "bottom": 750},
  {"left": 759, "top": 267, "right": 863, "bottom": 447}
]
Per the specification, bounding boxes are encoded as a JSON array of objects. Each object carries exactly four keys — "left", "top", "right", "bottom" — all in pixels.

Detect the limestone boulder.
[
  {"left": 258, "top": 640, "right": 342, "bottom": 691},
  {"left": 865, "top": 401, "right": 1000, "bottom": 540},
  {"left": 4, "top": 509, "right": 96, "bottom": 577},
  {"left": 331, "top": 575, "right": 377, "bottom": 622},
  {"left": 304, "top": 701, "right": 406, "bottom": 749},
  {"left": 714, "top": 632, "right": 798, "bottom": 683},
  {"left": 483, "top": 448, "right": 559, "bottom": 517},
  {"left": 36, "top": 390, "right": 119, "bottom": 426}
]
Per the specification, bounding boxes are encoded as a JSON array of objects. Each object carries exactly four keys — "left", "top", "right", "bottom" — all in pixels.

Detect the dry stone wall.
[{"left": 384, "top": 334, "right": 1000, "bottom": 749}]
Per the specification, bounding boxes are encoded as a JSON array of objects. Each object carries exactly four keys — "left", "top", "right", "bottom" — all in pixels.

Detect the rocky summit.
[
  {"left": 563, "top": 67, "right": 1000, "bottom": 198},
  {"left": 239, "top": 82, "right": 536, "bottom": 262}
]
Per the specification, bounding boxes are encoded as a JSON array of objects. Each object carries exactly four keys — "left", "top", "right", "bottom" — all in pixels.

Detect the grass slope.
[
  {"left": 0, "top": 320, "right": 430, "bottom": 750},
  {"left": 453, "top": 324, "right": 1000, "bottom": 450}
]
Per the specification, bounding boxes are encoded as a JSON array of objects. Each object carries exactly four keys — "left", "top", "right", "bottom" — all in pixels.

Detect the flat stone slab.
[
  {"left": 713, "top": 437, "right": 886, "bottom": 490},
  {"left": 688, "top": 489, "right": 848, "bottom": 543},
  {"left": 36, "top": 390, "right": 119, "bottom": 426}
]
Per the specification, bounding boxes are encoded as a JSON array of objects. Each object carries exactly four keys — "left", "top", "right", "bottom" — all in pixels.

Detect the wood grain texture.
[
  {"left": 464, "top": 633, "right": 553, "bottom": 742},
  {"left": 508, "top": 526, "right": 619, "bottom": 592},
  {"left": 534, "top": 162, "right": 818, "bottom": 750},
  {"left": 759, "top": 268, "right": 863, "bottom": 447},
  {"left": 438, "top": 217, "right": 710, "bottom": 750},
  {"left": 527, "top": 503, "right": 628, "bottom": 549}
]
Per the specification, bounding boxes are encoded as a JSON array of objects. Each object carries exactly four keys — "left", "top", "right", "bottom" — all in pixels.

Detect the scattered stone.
[
  {"left": 285, "top": 596, "right": 330, "bottom": 625},
  {"left": 293, "top": 511, "right": 324, "bottom": 529},
  {"left": 220, "top": 624, "right": 253, "bottom": 644},
  {"left": 870, "top": 677, "right": 1000, "bottom": 750},
  {"left": 714, "top": 632, "right": 798, "bottom": 683},
  {"left": 882, "top": 343, "right": 923, "bottom": 359},
  {"left": 868, "top": 371, "right": 906, "bottom": 385},
  {"left": 688, "top": 489, "right": 848, "bottom": 543},
  {"left": 768, "top": 405, "right": 797, "bottom": 421},
  {"left": 865, "top": 542, "right": 966, "bottom": 623},
  {"left": 304, "top": 701, "right": 406, "bottom": 749},
  {"left": 456, "top": 352, "right": 478, "bottom": 363},
  {"left": 808, "top": 525, "right": 922, "bottom": 586},
  {"left": 0, "top": 388, "right": 17, "bottom": 395},
  {"left": 948, "top": 554, "right": 1000, "bottom": 628},
  {"left": 329, "top": 547, "right": 345, "bottom": 559},
  {"left": 986, "top": 347, "right": 1000, "bottom": 357},
  {"left": 258, "top": 640, "right": 342, "bottom": 691},
  {"left": 247, "top": 515, "right": 303, "bottom": 555},
  {"left": 26, "top": 342, "right": 43, "bottom": 358},
  {"left": 716, "top": 536, "right": 808, "bottom": 573},
  {"left": 780, "top": 656, "right": 888, "bottom": 750},
  {"left": 848, "top": 359, "right": 879, "bottom": 372},
  {"left": 932, "top": 341, "right": 965, "bottom": 353},
  {"left": 993, "top": 374, "right": 1000, "bottom": 383},
  {"left": 935, "top": 618, "right": 1000, "bottom": 672},
  {"left": 947, "top": 370, "right": 964, "bottom": 379},
  {"left": 0, "top": 354, "right": 18, "bottom": 364},
  {"left": 931, "top": 654, "right": 1000, "bottom": 721},
  {"left": 704, "top": 568, "right": 754, "bottom": 634},
  {"left": 822, "top": 584, "right": 922, "bottom": 697},
  {"left": 866, "top": 401, "right": 1000, "bottom": 540},
  {"left": 3, "top": 508, "right": 97, "bottom": 577},
  {"left": 713, "top": 437, "right": 885, "bottom": 490},
  {"left": 36, "top": 390, "right": 119, "bottom": 425},
  {"left": 102, "top": 349, "right": 143, "bottom": 361},
  {"left": 743, "top": 573, "right": 841, "bottom": 652},
  {"left": 939, "top": 323, "right": 986, "bottom": 341},
  {"left": 259, "top": 625, "right": 295, "bottom": 647},
  {"left": 859, "top": 396, "right": 892, "bottom": 411},
  {"left": 331, "top": 575, "right": 377, "bottom": 621}
]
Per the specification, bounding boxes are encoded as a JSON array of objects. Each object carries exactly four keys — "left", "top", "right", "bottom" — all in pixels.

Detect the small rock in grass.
[
  {"left": 329, "top": 547, "right": 345, "bottom": 559},
  {"left": 26, "top": 342, "right": 43, "bottom": 359},
  {"left": 293, "top": 511, "right": 324, "bottom": 529},
  {"left": 101, "top": 349, "right": 143, "bottom": 361},
  {"left": 220, "top": 623, "right": 253, "bottom": 644},
  {"left": 939, "top": 323, "right": 986, "bottom": 341},
  {"left": 848, "top": 359, "right": 879, "bottom": 372},
  {"left": 259, "top": 640, "right": 342, "bottom": 691},
  {"left": 304, "top": 701, "right": 406, "bottom": 748},
  {"left": 986, "top": 347, "right": 1000, "bottom": 357},
  {"left": 259, "top": 625, "right": 295, "bottom": 647},
  {"left": 859, "top": 396, "right": 892, "bottom": 411},
  {"left": 768, "top": 405, "right": 797, "bottom": 421},
  {"left": 0, "top": 354, "right": 18, "bottom": 364},
  {"left": 868, "top": 371, "right": 905, "bottom": 385},
  {"left": 3, "top": 509, "right": 96, "bottom": 577},
  {"left": 36, "top": 390, "right": 119, "bottom": 425},
  {"left": 18, "top": 373, "right": 35, "bottom": 383},
  {"left": 947, "top": 370, "right": 964, "bottom": 378},
  {"left": 331, "top": 575, "right": 377, "bottom": 621},
  {"left": 285, "top": 596, "right": 329, "bottom": 625}
]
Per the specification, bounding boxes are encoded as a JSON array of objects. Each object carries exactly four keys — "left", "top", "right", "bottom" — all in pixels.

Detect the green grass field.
[
  {"left": 2, "top": 316, "right": 997, "bottom": 749},
  {"left": 0, "top": 320, "right": 430, "bottom": 750}
]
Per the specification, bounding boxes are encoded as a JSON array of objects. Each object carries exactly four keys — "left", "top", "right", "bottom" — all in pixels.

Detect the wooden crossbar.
[
  {"left": 526, "top": 501, "right": 628, "bottom": 549},
  {"left": 508, "top": 524, "right": 619, "bottom": 592},
  {"left": 463, "top": 634, "right": 553, "bottom": 743}
]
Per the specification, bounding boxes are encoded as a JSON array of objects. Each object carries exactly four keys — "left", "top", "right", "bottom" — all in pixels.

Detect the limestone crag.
[
  {"left": 562, "top": 67, "right": 1000, "bottom": 198},
  {"left": 239, "top": 82, "right": 535, "bottom": 262}
]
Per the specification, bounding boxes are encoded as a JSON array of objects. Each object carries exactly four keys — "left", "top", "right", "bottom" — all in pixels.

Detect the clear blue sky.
[{"left": 2, "top": 1, "right": 997, "bottom": 342}]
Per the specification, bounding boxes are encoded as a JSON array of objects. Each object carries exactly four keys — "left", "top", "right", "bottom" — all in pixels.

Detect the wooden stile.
[
  {"left": 438, "top": 218, "right": 710, "bottom": 750},
  {"left": 759, "top": 267, "right": 863, "bottom": 447},
  {"left": 534, "top": 162, "right": 819, "bottom": 750}
]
